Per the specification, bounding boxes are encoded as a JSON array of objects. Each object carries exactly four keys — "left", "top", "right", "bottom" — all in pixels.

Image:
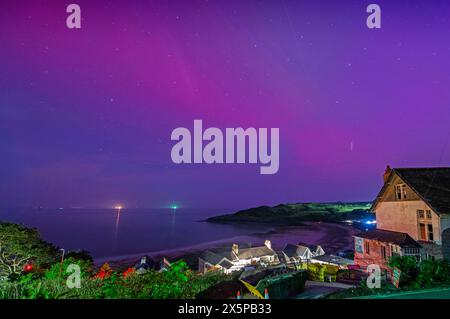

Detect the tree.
[{"left": 0, "top": 223, "right": 58, "bottom": 280}]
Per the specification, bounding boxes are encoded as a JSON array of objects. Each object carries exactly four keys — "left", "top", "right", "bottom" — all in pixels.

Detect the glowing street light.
[{"left": 114, "top": 205, "right": 123, "bottom": 211}]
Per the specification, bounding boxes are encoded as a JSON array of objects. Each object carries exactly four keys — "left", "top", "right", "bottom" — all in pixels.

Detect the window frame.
[
  {"left": 381, "top": 246, "right": 387, "bottom": 260},
  {"left": 417, "top": 210, "right": 425, "bottom": 219},
  {"left": 364, "top": 241, "right": 370, "bottom": 254},
  {"left": 395, "top": 184, "right": 407, "bottom": 200},
  {"left": 419, "top": 223, "right": 427, "bottom": 241},
  {"left": 355, "top": 237, "right": 364, "bottom": 254},
  {"left": 427, "top": 224, "right": 434, "bottom": 241}
]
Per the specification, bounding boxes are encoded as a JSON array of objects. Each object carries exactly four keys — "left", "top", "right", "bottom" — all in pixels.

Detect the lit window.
[{"left": 395, "top": 184, "right": 407, "bottom": 200}]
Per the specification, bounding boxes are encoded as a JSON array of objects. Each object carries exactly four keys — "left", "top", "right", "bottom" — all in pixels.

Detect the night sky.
[{"left": 1, "top": 0, "right": 449, "bottom": 209}]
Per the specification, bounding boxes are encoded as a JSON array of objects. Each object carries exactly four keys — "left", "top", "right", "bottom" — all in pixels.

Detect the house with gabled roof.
[
  {"left": 354, "top": 229, "right": 422, "bottom": 269},
  {"left": 198, "top": 240, "right": 278, "bottom": 274},
  {"left": 354, "top": 166, "right": 450, "bottom": 268},
  {"left": 282, "top": 244, "right": 312, "bottom": 264},
  {"left": 281, "top": 243, "right": 325, "bottom": 264},
  {"left": 297, "top": 243, "right": 325, "bottom": 257}
]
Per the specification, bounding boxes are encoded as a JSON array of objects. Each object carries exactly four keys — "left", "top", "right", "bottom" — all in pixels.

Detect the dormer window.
[{"left": 395, "top": 184, "right": 407, "bottom": 200}]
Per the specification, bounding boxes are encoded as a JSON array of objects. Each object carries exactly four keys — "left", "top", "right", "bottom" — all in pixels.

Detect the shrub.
[
  {"left": 388, "top": 255, "right": 419, "bottom": 287},
  {"left": 307, "top": 263, "right": 325, "bottom": 281},
  {"left": 0, "top": 246, "right": 232, "bottom": 299},
  {"left": 416, "top": 259, "right": 450, "bottom": 288},
  {"left": 0, "top": 223, "right": 58, "bottom": 280}
]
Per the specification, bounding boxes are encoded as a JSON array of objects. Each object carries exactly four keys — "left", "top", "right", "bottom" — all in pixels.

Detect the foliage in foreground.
[
  {"left": 0, "top": 259, "right": 229, "bottom": 299},
  {"left": 327, "top": 256, "right": 450, "bottom": 299},
  {"left": 0, "top": 222, "right": 229, "bottom": 299},
  {"left": 0, "top": 223, "right": 59, "bottom": 280}
]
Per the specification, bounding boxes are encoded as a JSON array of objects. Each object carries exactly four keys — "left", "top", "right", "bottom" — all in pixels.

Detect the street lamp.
[{"left": 60, "top": 248, "right": 65, "bottom": 263}]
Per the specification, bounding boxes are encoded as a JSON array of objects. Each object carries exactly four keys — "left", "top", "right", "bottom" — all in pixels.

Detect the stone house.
[{"left": 354, "top": 166, "right": 450, "bottom": 268}]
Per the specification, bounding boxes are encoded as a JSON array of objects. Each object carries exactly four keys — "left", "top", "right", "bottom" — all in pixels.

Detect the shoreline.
[{"left": 95, "top": 222, "right": 360, "bottom": 270}]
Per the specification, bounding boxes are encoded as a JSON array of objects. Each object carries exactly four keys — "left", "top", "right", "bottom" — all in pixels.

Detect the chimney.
[
  {"left": 232, "top": 244, "right": 239, "bottom": 255},
  {"left": 264, "top": 240, "right": 272, "bottom": 250},
  {"left": 383, "top": 165, "right": 392, "bottom": 184}
]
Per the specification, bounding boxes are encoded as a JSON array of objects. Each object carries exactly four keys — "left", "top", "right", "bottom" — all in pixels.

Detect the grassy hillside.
[{"left": 206, "top": 202, "right": 373, "bottom": 226}]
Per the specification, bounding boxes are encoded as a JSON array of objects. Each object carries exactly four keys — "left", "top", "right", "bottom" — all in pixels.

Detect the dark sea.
[{"left": 0, "top": 208, "right": 271, "bottom": 259}]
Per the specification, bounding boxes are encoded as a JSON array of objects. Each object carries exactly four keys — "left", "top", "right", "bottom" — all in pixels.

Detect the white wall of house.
[
  {"left": 228, "top": 255, "right": 277, "bottom": 272},
  {"left": 376, "top": 201, "right": 441, "bottom": 243},
  {"left": 200, "top": 253, "right": 279, "bottom": 274}
]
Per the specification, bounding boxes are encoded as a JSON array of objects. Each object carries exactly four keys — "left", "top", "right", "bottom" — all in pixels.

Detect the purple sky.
[{"left": 1, "top": 0, "right": 449, "bottom": 209}]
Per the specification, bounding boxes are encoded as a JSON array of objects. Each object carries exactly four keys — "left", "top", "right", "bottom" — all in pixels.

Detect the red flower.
[
  {"left": 94, "top": 263, "right": 112, "bottom": 280},
  {"left": 123, "top": 267, "right": 136, "bottom": 278}
]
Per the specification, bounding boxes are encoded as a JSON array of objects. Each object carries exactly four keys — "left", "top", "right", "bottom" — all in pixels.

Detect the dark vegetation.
[
  {"left": 0, "top": 222, "right": 228, "bottom": 299},
  {"left": 206, "top": 202, "right": 373, "bottom": 225},
  {"left": 327, "top": 255, "right": 450, "bottom": 298}
]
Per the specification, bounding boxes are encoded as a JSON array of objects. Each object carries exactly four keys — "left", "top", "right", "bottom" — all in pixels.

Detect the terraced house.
[
  {"left": 281, "top": 243, "right": 325, "bottom": 264},
  {"left": 198, "top": 240, "right": 278, "bottom": 274},
  {"left": 354, "top": 166, "right": 450, "bottom": 269}
]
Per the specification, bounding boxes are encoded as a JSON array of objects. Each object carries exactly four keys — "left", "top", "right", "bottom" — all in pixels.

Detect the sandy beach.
[{"left": 97, "top": 222, "right": 359, "bottom": 269}]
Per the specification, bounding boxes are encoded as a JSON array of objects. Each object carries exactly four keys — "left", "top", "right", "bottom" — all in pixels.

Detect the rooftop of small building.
[
  {"left": 297, "top": 243, "right": 321, "bottom": 250},
  {"left": 311, "top": 254, "right": 354, "bottom": 266},
  {"left": 200, "top": 243, "right": 276, "bottom": 265},
  {"left": 282, "top": 244, "right": 310, "bottom": 258},
  {"left": 355, "top": 228, "right": 422, "bottom": 248},
  {"left": 235, "top": 245, "right": 276, "bottom": 260}
]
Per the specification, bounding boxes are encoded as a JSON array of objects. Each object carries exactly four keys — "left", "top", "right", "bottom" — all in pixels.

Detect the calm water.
[{"left": 0, "top": 208, "right": 270, "bottom": 258}]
